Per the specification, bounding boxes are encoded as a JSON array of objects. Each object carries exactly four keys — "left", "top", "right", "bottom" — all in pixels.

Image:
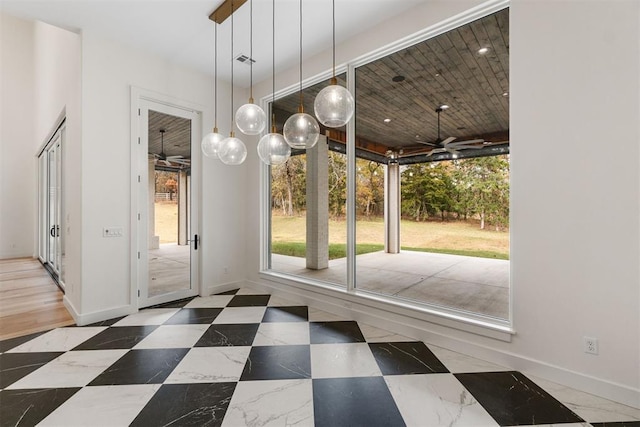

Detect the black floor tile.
[
  {"left": 262, "top": 306, "right": 308, "bottom": 322},
  {"left": 240, "top": 345, "right": 311, "bottom": 381},
  {"left": 130, "top": 382, "right": 236, "bottom": 427},
  {"left": 0, "top": 388, "right": 80, "bottom": 427},
  {"left": 195, "top": 324, "right": 260, "bottom": 347},
  {"left": 309, "top": 321, "right": 365, "bottom": 344},
  {"left": 455, "top": 371, "right": 584, "bottom": 426},
  {"left": 88, "top": 348, "right": 189, "bottom": 385},
  {"left": 0, "top": 331, "right": 48, "bottom": 353},
  {"left": 313, "top": 377, "right": 405, "bottom": 427},
  {"left": 147, "top": 297, "right": 195, "bottom": 309},
  {"left": 164, "top": 308, "right": 222, "bottom": 324},
  {"left": 591, "top": 423, "right": 640, "bottom": 427},
  {"left": 83, "top": 316, "right": 125, "bottom": 327},
  {"left": 217, "top": 289, "right": 240, "bottom": 295},
  {"left": 369, "top": 341, "right": 449, "bottom": 375},
  {"left": 72, "top": 326, "right": 158, "bottom": 350},
  {"left": 0, "top": 352, "right": 63, "bottom": 388},
  {"left": 227, "top": 295, "right": 271, "bottom": 307}
]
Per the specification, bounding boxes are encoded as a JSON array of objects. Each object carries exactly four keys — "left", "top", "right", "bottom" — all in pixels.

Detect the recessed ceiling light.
[
  {"left": 383, "top": 118, "right": 391, "bottom": 123},
  {"left": 415, "top": 134, "right": 421, "bottom": 139},
  {"left": 502, "top": 92, "right": 509, "bottom": 97},
  {"left": 391, "top": 75, "right": 405, "bottom": 82},
  {"left": 477, "top": 47, "right": 489, "bottom": 55},
  {"left": 435, "top": 72, "right": 441, "bottom": 77},
  {"left": 439, "top": 104, "right": 449, "bottom": 110}
]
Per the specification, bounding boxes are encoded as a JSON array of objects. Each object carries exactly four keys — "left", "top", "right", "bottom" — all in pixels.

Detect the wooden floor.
[{"left": 0, "top": 257, "right": 75, "bottom": 341}]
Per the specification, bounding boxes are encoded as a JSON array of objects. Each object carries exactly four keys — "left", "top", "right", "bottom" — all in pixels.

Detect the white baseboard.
[
  {"left": 64, "top": 297, "right": 137, "bottom": 326},
  {"left": 203, "top": 280, "right": 246, "bottom": 297},
  {"left": 247, "top": 278, "right": 640, "bottom": 409}
]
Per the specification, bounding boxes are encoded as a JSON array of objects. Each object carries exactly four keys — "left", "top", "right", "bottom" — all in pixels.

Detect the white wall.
[
  {"left": 0, "top": 14, "right": 82, "bottom": 316},
  {"left": 247, "top": 0, "right": 640, "bottom": 407},
  {"left": 0, "top": 13, "right": 35, "bottom": 259},
  {"left": 78, "top": 31, "right": 248, "bottom": 319}
]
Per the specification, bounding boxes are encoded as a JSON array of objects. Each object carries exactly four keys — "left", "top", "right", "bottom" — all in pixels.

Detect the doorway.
[
  {"left": 136, "top": 100, "right": 200, "bottom": 308},
  {"left": 38, "top": 122, "right": 65, "bottom": 289}
]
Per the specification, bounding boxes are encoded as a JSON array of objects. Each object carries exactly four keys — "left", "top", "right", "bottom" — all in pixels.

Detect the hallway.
[{"left": 0, "top": 258, "right": 74, "bottom": 340}]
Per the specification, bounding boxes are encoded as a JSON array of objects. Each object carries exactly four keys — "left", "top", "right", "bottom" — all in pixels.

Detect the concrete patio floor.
[
  {"left": 272, "top": 250, "right": 510, "bottom": 320},
  {"left": 148, "top": 243, "right": 190, "bottom": 297}
]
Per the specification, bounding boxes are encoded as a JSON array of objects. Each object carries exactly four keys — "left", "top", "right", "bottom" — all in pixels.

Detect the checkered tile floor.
[{"left": 1, "top": 288, "right": 639, "bottom": 426}]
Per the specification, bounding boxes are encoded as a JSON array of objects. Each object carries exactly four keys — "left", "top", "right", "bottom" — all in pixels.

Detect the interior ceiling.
[
  {"left": 275, "top": 8, "right": 509, "bottom": 159},
  {"left": 0, "top": 0, "right": 423, "bottom": 86},
  {"left": 148, "top": 111, "right": 192, "bottom": 159}
]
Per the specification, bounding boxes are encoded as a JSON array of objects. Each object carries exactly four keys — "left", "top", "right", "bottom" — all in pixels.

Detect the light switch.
[{"left": 103, "top": 227, "right": 123, "bottom": 237}]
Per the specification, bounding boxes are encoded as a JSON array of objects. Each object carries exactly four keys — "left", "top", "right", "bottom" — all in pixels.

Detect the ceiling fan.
[
  {"left": 149, "top": 129, "right": 189, "bottom": 166},
  {"left": 414, "top": 107, "right": 484, "bottom": 157}
]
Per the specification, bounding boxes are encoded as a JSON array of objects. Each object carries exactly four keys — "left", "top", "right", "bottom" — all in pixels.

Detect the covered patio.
[{"left": 272, "top": 250, "right": 509, "bottom": 320}]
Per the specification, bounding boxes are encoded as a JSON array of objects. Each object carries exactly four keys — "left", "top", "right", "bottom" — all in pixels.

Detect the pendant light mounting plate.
[{"left": 209, "top": 0, "right": 247, "bottom": 24}]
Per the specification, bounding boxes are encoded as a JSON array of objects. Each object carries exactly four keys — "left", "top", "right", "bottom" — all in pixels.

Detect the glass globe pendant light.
[
  {"left": 257, "top": 0, "right": 291, "bottom": 166},
  {"left": 283, "top": 0, "right": 320, "bottom": 150},
  {"left": 202, "top": 22, "right": 224, "bottom": 159},
  {"left": 314, "top": 0, "right": 354, "bottom": 128},
  {"left": 219, "top": 0, "right": 247, "bottom": 165},
  {"left": 235, "top": 0, "right": 266, "bottom": 135}
]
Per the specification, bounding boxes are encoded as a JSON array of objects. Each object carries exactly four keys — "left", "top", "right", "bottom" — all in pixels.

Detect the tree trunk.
[{"left": 480, "top": 211, "right": 485, "bottom": 229}]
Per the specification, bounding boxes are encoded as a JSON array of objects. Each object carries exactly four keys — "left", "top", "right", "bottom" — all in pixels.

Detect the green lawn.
[{"left": 272, "top": 214, "right": 509, "bottom": 260}]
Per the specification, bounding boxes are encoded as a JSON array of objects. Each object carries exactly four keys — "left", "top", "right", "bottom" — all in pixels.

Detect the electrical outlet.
[{"left": 584, "top": 336, "right": 598, "bottom": 355}]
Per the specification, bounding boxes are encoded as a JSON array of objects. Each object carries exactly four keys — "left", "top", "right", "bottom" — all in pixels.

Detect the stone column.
[
  {"left": 148, "top": 160, "right": 160, "bottom": 249},
  {"left": 306, "top": 135, "right": 329, "bottom": 270},
  {"left": 384, "top": 161, "right": 400, "bottom": 254},
  {"left": 178, "top": 170, "right": 188, "bottom": 245}
]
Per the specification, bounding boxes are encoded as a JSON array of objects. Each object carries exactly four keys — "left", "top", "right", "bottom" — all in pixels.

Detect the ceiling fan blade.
[
  {"left": 166, "top": 155, "right": 184, "bottom": 160},
  {"left": 415, "top": 140, "right": 439, "bottom": 147},
  {"left": 448, "top": 138, "right": 484, "bottom": 147},
  {"left": 483, "top": 140, "right": 509, "bottom": 146},
  {"left": 442, "top": 136, "right": 457, "bottom": 146}
]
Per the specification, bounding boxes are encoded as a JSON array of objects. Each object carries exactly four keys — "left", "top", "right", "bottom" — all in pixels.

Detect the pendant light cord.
[
  {"left": 214, "top": 23, "right": 218, "bottom": 129},
  {"left": 298, "top": 0, "right": 303, "bottom": 110},
  {"left": 271, "top": 0, "right": 276, "bottom": 131},
  {"left": 332, "top": 0, "right": 336, "bottom": 79},
  {"left": 249, "top": 0, "right": 253, "bottom": 102},
  {"left": 230, "top": 0, "right": 235, "bottom": 131}
]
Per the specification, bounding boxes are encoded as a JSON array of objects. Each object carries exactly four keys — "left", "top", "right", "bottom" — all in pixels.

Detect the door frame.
[{"left": 130, "top": 87, "right": 203, "bottom": 308}]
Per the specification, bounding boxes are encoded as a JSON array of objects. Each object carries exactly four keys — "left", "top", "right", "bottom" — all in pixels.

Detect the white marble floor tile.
[
  {"left": 428, "top": 345, "right": 507, "bottom": 373},
  {"left": 38, "top": 384, "right": 161, "bottom": 427},
  {"left": 310, "top": 343, "right": 382, "bottom": 378},
  {"left": 359, "top": 323, "right": 414, "bottom": 342},
  {"left": 165, "top": 347, "right": 252, "bottom": 384},
  {"left": 307, "top": 307, "right": 347, "bottom": 322},
  {"left": 7, "top": 350, "right": 127, "bottom": 389},
  {"left": 213, "top": 307, "right": 267, "bottom": 324},
  {"left": 184, "top": 295, "right": 234, "bottom": 308},
  {"left": 112, "top": 308, "right": 180, "bottom": 326},
  {"left": 222, "top": 379, "right": 314, "bottom": 427},
  {"left": 235, "top": 287, "right": 266, "bottom": 295},
  {"left": 6, "top": 327, "right": 106, "bottom": 353},
  {"left": 267, "top": 295, "right": 300, "bottom": 306},
  {"left": 385, "top": 374, "right": 499, "bottom": 427},
  {"left": 253, "top": 322, "right": 311, "bottom": 346},
  {"left": 133, "top": 324, "right": 209, "bottom": 349},
  {"left": 530, "top": 376, "right": 640, "bottom": 423}
]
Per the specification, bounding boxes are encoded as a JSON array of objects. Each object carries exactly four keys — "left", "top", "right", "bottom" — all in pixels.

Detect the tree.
[
  {"left": 328, "top": 151, "right": 347, "bottom": 218},
  {"left": 356, "top": 159, "right": 384, "bottom": 217},
  {"left": 271, "top": 154, "right": 306, "bottom": 216},
  {"left": 452, "top": 155, "right": 509, "bottom": 229},
  {"left": 401, "top": 163, "right": 454, "bottom": 221}
]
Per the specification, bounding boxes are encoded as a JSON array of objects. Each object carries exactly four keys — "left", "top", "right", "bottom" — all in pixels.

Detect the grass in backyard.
[{"left": 272, "top": 213, "right": 509, "bottom": 260}]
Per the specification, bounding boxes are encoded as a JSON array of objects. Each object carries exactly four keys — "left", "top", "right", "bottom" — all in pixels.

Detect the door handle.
[
  {"left": 188, "top": 234, "right": 198, "bottom": 250},
  {"left": 50, "top": 226, "right": 56, "bottom": 237}
]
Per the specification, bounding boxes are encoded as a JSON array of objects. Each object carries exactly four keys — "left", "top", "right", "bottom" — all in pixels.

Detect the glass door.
[
  {"left": 137, "top": 100, "right": 199, "bottom": 308},
  {"left": 38, "top": 124, "right": 65, "bottom": 289}
]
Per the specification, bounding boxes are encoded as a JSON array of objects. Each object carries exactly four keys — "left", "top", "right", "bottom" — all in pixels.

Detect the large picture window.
[{"left": 265, "top": 7, "right": 510, "bottom": 324}]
